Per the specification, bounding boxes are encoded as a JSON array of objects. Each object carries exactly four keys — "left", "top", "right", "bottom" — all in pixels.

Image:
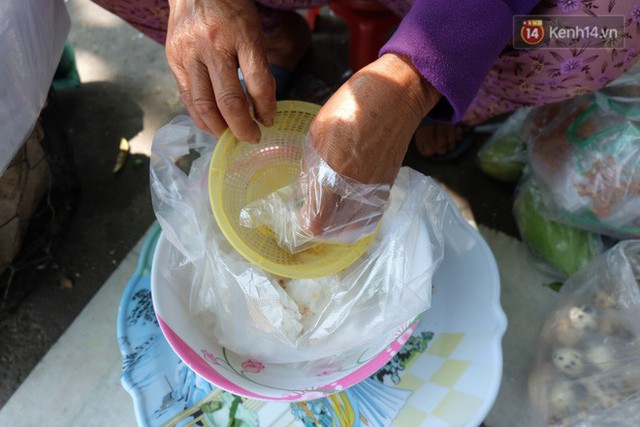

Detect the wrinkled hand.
[
  {"left": 301, "top": 53, "right": 441, "bottom": 238},
  {"left": 166, "top": 0, "right": 276, "bottom": 142}
]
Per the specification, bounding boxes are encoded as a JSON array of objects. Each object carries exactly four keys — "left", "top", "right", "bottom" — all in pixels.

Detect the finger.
[
  {"left": 168, "top": 60, "right": 210, "bottom": 133},
  {"left": 303, "top": 189, "right": 376, "bottom": 242},
  {"left": 299, "top": 135, "right": 344, "bottom": 238},
  {"left": 302, "top": 183, "right": 340, "bottom": 237},
  {"left": 239, "top": 53, "right": 276, "bottom": 127},
  {"left": 188, "top": 61, "right": 228, "bottom": 138},
  {"left": 206, "top": 52, "right": 261, "bottom": 143}
]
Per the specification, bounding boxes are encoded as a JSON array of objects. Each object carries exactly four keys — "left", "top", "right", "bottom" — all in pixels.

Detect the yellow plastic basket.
[{"left": 208, "top": 100, "right": 376, "bottom": 279}]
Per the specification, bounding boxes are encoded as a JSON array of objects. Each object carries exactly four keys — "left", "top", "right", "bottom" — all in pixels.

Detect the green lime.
[{"left": 477, "top": 134, "right": 527, "bottom": 182}]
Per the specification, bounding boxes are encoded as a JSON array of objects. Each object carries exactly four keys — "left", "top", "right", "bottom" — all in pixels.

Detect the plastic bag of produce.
[
  {"left": 528, "top": 240, "right": 640, "bottom": 426},
  {"left": 513, "top": 179, "right": 604, "bottom": 279}
]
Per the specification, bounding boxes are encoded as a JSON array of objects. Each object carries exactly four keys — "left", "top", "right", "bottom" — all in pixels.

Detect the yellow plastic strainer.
[{"left": 208, "top": 100, "right": 376, "bottom": 279}]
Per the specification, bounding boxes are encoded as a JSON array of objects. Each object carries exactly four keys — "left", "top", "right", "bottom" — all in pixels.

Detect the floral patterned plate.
[
  {"left": 151, "top": 228, "right": 419, "bottom": 402},
  {"left": 120, "top": 198, "right": 506, "bottom": 425}
]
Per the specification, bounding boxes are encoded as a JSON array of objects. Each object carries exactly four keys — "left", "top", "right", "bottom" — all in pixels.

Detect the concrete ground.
[{"left": 0, "top": 0, "right": 517, "bottom": 411}]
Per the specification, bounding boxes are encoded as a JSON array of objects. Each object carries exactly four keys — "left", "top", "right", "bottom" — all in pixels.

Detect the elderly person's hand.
[
  {"left": 166, "top": 0, "right": 276, "bottom": 142},
  {"left": 238, "top": 53, "right": 441, "bottom": 250},
  {"left": 300, "top": 53, "right": 441, "bottom": 239}
]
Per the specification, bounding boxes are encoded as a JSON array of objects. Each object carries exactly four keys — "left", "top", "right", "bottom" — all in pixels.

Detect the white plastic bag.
[
  {"left": 0, "top": 0, "right": 70, "bottom": 174},
  {"left": 150, "top": 116, "right": 450, "bottom": 364},
  {"left": 524, "top": 93, "right": 640, "bottom": 239},
  {"left": 528, "top": 240, "right": 640, "bottom": 426}
]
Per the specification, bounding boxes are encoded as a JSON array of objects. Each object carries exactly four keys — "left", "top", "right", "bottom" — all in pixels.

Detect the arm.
[
  {"left": 310, "top": 53, "right": 439, "bottom": 185},
  {"left": 380, "top": 0, "right": 541, "bottom": 122},
  {"left": 301, "top": 53, "right": 440, "bottom": 238},
  {"left": 165, "top": 0, "right": 277, "bottom": 142},
  {"left": 303, "top": 0, "right": 540, "bottom": 240}
]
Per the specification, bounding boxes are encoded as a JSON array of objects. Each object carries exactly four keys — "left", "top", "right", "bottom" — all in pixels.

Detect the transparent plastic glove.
[
  {"left": 239, "top": 141, "right": 390, "bottom": 253},
  {"left": 240, "top": 53, "right": 438, "bottom": 253}
]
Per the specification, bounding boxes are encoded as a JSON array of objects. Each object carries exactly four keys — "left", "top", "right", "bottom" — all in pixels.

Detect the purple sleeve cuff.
[{"left": 380, "top": 0, "right": 539, "bottom": 123}]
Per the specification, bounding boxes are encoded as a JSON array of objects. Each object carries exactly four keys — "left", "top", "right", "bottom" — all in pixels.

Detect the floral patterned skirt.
[{"left": 90, "top": 0, "right": 640, "bottom": 124}]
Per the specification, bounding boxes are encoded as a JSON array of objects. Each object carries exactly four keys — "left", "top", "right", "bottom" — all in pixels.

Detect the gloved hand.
[
  {"left": 241, "top": 53, "right": 441, "bottom": 252},
  {"left": 240, "top": 142, "right": 391, "bottom": 253}
]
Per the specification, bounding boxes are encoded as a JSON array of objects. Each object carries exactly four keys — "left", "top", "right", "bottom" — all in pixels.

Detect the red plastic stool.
[
  {"left": 310, "top": 1, "right": 400, "bottom": 72},
  {"left": 306, "top": 7, "right": 322, "bottom": 31}
]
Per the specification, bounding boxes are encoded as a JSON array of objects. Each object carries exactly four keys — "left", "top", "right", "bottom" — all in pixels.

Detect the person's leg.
[
  {"left": 254, "top": 3, "right": 315, "bottom": 73},
  {"left": 90, "top": 0, "right": 169, "bottom": 44},
  {"left": 90, "top": 0, "right": 328, "bottom": 97},
  {"left": 252, "top": 1, "right": 332, "bottom": 96},
  {"left": 90, "top": 0, "right": 327, "bottom": 44},
  {"left": 90, "top": 0, "right": 327, "bottom": 64}
]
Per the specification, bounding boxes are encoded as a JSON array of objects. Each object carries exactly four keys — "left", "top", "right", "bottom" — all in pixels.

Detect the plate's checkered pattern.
[
  {"left": 391, "top": 329, "right": 486, "bottom": 427},
  {"left": 159, "top": 324, "right": 498, "bottom": 427}
]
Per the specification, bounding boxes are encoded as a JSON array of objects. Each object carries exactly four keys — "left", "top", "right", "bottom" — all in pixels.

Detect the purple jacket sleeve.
[{"left": 380, "top": 0, "right": 540, "bottom": 122}]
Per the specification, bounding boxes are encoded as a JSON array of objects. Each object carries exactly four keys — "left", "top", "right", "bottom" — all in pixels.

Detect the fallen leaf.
[
  {"left": 112, "top": 138, "right": 130, "bottom": 173},
  {"left": 132, "top": 157, "right": 145, "bottom": 170},
  {"left": 544, "top": 281, "right": 564, "bottom": 292},
  {"left": 59, "top": 276, "right": 74, "bottom": 289}
]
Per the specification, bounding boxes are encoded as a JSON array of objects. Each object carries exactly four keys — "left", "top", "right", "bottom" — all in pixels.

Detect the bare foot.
[
  {"left": 414, "top": 122, "right": 468, "bottom": 158},
  {"left": 264, "top": 11, "right": 311, "bottom": 72}
]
